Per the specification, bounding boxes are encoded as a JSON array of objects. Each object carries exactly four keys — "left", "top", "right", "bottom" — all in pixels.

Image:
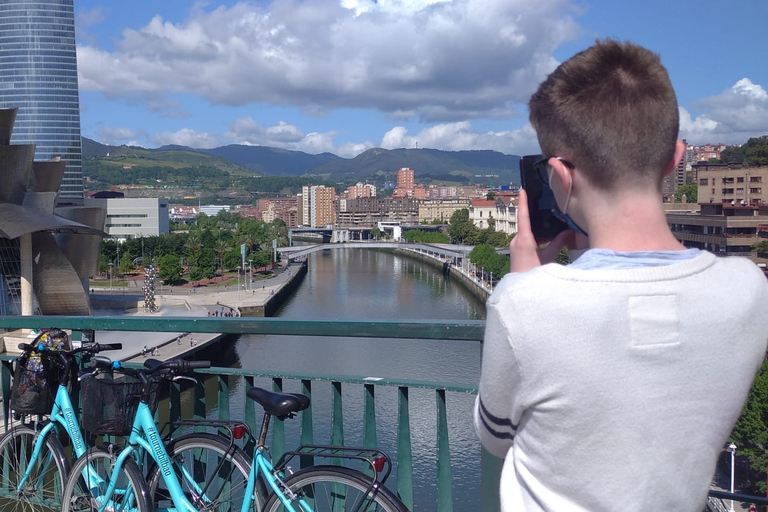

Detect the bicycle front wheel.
[
  {"left": 146, "top": 433, "right": 263, "bottom": 511},
  {"left": 263, "top": 465, "right": 408, "bottom": 512},
  {"left": 0, "top": 424, "right": 69, "bottom": 511},
  {"left": 61, "top": 447, "right": 151, "bottom": 512}
]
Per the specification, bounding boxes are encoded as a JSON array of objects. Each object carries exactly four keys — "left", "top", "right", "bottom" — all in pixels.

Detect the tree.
[
  {"left": 674, "top": 183, "right": 698, "bottom": 204},
  {"left": 744, "top": 136, "right": 768, "bottom": 167},
  {"left": 720, "top": 145, "right": 746, "bottom": 164},
  {"left": 157, "top": 254, "right": 183, "bottom": 285},
  {"left": 184, "top": 234, "right": 201, "bottom": 266},
  {"left": 729, "top": 360, "right": 768, "bottom": 494},
  {"left": 448, "top": 209, "right": 477, "bottom": 244},
  {"left": 214, "top": 239, "right": 231, "bottom": 279},
  {"left": 371, "top": 227, "right": 381, "bottom": 239},
  {"left": 752, "top": 240, "right": 768, "bottom": 255}
]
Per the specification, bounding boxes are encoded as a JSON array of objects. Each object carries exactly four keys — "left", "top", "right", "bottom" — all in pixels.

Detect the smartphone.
[{"left": 519, "top": 154, "right": 568, "bottom": 241}]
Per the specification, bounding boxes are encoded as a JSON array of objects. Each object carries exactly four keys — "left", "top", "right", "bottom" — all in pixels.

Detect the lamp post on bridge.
[{"left": 728, "top": 442, "right": 736, "bottom": 512}]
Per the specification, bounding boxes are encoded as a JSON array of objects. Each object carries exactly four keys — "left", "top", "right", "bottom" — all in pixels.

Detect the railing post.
[
  {"left": 1, "top": 360, "right": 11, "bottom": 431},
  {"left": 363, "top": 383, "right": 377, "bottom": 478},
  {"left": 397, "top": 386, "right": 414, "bottom": 511},
  {"left": 169, "top": 380, "right": 181, "bottom": 437},
  {"left": 271, "top": 377, "right": 285, "bottom": 459},
  {"left": 194, "top": 378, "right": 206, "bottom": 434},
  {"left": 363, "top": 383, "right": 377, "bottom": 448},
  {"left": 244, "top": 376, "right": 256, "bottom": 455},
  {"left": 217, "top": 375, "right": 230, "bottom": 438},
  {"left": 300, "top": 379, "right": 314, "bottom": 469},
  {"left": 481, "top": 447, "right": 503, "bottom": 512},
  {"left": 331, "top": 381, "right": 344, "bottom": 465},
  {"left": 436, "top": 389, "right": 453, "bottom": 512}
]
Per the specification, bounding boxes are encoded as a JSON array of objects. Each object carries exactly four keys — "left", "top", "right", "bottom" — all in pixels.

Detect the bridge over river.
[{"left": 278, "top": 241, "right": 509, "bottom": 262}]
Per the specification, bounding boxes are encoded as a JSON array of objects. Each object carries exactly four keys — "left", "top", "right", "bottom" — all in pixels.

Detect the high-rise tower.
[{"left": 0, "top": 0, "right": 84, "bottom": 202}]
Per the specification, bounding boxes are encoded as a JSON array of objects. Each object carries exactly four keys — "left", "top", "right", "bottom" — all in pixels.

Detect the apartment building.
[
  {"left": 667, "top": 164, "right": 768, "bottom": 264},
  {"left": 298, "top": 185, "right": 336, "bottom": 227},
  {"left": 418, "top": 198, "right": 470, "bottom": 224},
  {"left": 347, "top": 182, "right": 377, "bottom": 199},
  {"left": 337, "top": 197, "right": 419, "bottom": 228},
  {"left": 397, "top": 168, "right": 414, "bottom": 189},
  {"left": 256, "top": 197, "right": 299, "bottom": 227}
]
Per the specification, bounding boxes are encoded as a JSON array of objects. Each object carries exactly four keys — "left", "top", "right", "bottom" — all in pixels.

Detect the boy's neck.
[{"left": 580, "top": 189, "right": 687, "bottom": 252}]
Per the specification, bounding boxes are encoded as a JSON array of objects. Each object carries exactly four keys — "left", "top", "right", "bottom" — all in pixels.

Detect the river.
[{"left": 224, "top": 248, "right": 486, "bottom": 510}]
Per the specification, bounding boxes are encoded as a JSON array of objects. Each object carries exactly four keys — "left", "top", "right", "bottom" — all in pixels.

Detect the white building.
[
  {"left": 493, "top": 196, "right": 517, "bottom": 235},
  {"left": 84, "top": 197, "right": 170, "bottom": 238},
  {"left": 468, "top": 199, "right": 497, "bottom": 229}
]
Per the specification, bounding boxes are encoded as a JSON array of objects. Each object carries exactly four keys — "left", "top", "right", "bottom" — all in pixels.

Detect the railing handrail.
[{"left": 0, "top": 315, "right": 486, "bottom": 341}]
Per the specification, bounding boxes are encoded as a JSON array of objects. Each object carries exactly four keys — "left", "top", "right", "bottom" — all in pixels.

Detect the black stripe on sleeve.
[{"left": 478, "top": 394, "right": 517, "bottom": 440}]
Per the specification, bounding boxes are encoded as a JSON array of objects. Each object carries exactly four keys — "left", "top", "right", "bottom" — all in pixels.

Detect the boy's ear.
[
  {"left": 549, "top": 157, "right": 572, "bottom": 194},
  {"left": 664, "top": 140, "right": 686, "bottom": 177}
]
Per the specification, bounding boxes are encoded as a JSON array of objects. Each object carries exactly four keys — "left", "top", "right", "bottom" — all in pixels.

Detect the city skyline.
[{"left": 74, "top": 0, "right": 768, "bottom": 158}]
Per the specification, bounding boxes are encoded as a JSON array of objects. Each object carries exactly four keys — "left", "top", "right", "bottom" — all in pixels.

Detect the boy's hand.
[{"left": 510, "top": 189, "right": 576, "bottom": 273}]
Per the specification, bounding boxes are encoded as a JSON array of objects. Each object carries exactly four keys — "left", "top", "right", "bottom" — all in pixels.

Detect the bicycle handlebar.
[{"left": 17, "top": 342, "right": 123, "bottom": 356}]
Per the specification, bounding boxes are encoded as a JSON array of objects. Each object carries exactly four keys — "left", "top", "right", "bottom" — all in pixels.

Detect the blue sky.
[{"left": 74, "top": 0, "right": 768, "bottom": 158}]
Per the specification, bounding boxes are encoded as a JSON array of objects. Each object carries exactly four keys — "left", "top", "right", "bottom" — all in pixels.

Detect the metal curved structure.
[{"left": 0, "top": 108, "right": 106, "bottom": 316}]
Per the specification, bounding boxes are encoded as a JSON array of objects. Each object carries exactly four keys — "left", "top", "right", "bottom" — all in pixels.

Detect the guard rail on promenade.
[
  {"left": 0, "top": 315, "right": 764, "bottom": 511},
  {"left": 0, "top": 315, "right": 498, "bottom": 512}
]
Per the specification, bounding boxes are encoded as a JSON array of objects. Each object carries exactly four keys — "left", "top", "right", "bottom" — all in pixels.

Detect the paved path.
[{"left": 87, "top": 260, "right": 304, "bottom": 361}]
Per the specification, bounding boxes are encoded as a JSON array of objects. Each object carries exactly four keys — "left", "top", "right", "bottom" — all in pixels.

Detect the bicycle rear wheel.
[
  {"left": 0, "top": 424, "right": 69, "bottom": 512},
  {"left": 61, "top": 447, "right": 150, "bottom": 512},
  {"left": 263, "top": 465, "right": 407, "bottom": 512},
  {"left": 146, "top": 433, "right": 263, "bottom": 512}
]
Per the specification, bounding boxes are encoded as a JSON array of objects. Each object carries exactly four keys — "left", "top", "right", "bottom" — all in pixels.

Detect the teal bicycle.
[
  {"left": 0, "top": 333, "right": 122, "bottom": 510},
  {"left": 61, "top": 358, "right": 408, "bottom": 512}
]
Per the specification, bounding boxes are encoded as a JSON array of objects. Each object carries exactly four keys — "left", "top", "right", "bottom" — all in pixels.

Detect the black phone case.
[{"left": 519, "top": 155, "right": 568, "bottom": 241}]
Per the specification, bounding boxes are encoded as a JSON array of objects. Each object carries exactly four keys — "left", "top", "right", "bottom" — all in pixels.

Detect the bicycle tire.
[
  {"left": 0, "top": 424, "right": 69, "bottom": 511},
  {"left": 146, "top": 433, "right": 265, "bottom": 511},
  {"left": 61, "top": 446, "right": 151, "bottom": 512},
  {"left": 263, "top": 465, "right": 408, "bottom": 512}
]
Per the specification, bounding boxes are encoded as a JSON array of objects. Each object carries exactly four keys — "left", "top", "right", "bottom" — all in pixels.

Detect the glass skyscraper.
[{"left": 0, "top": 0, "right": 83, "bottom": 202}]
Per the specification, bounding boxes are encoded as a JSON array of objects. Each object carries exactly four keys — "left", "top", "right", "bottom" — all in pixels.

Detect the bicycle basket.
[
  {"left": 81, "top": 375, "right": 159, "bottom": 436},
  {"left": 10, "top": 352, "right": 63, "bottom": 415}
]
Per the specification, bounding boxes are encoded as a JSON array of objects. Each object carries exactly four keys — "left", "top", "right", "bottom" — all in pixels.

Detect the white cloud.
[
  {"left": 77, "top": 0, "right": 578, "bottom": 121},
  {"left": 681, "top": 78, "right": 768, "bottom": 144},
  {"left": 226, "top": 117, "right": 344, "bottom": 154},
  {"left": 98, "top": 126, "right": 139, "bottom": 144},
  {"left": 380, "top": 121, "right": 539, "bottom": 155},
  {"left": 151, "top": 128, "right": 221, "bottom": 148}
]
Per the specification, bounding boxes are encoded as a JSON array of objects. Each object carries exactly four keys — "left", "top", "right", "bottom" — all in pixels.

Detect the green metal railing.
[{"left": 0, "top": 315, "right": 499, "bottom": 512}]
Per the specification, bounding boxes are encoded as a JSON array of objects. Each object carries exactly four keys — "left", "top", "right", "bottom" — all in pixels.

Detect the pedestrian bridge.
[{"left": 278, "top": 242, "right": 508, "bottom": 262}]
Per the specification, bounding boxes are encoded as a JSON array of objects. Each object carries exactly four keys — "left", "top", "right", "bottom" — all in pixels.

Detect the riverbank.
[
  {"left": 391, "top": 247, "right": 492, "bottom": 302},
  {"left": 0, "top": 259, "right": 307, "bottom": 362}
]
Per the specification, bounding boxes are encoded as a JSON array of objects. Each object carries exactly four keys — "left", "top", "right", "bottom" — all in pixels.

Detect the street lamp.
[
  {"left": 108, "top": 262, "right": 114, "bottom": 294},
  {"left": 728, "top": 442, "right": 737, "bottom": 512}
]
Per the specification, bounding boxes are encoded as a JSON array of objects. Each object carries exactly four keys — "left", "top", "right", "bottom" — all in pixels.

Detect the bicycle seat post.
[{"left": 257, "top": 411, "right": 271, "bottom": 448}]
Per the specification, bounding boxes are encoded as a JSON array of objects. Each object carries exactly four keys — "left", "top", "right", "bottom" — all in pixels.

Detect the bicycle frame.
[
  {"left": 14, "top": 383, "right": 89, "bottom": 491},
  {"left": 244, "top": 447, "right": 309, "bottom": 512},
  {"left": 91, "top": 401, "right": 197, "bottom": 512}
]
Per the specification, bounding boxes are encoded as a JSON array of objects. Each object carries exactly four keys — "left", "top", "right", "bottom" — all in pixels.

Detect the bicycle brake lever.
[
  {"left": 78, "top": 369, "right": 101, "bottom": 382},
  {"left": 171, "top": 375, "right": 197, "bottom": 385}
]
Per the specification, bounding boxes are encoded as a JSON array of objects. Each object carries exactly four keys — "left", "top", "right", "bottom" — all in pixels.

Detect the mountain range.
[{"left": 82, "top": 138, "right": 522, "bottom": 185}]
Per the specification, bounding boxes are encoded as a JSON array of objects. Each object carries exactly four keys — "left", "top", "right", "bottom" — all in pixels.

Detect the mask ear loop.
[{"left": 547, "top": 164, "right": 574, "bottom": 216}]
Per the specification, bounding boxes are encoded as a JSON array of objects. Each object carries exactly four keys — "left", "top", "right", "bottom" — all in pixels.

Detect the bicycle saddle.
[{"left": 246, "top": 387, "right": 310, "bottom": 420}]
